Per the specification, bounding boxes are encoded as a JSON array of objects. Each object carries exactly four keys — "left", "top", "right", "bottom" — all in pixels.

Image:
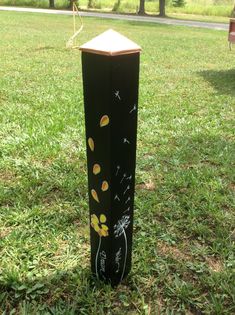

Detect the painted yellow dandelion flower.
[
  {"left": 91, "top": 214, "right": 99, "bottom": 232},
  {"left": 100, "top": 115, "right": 110, "bottom": 127},
  {"left": 101, "top": 181, "right": 109, "bottom": 192},
  {"left": 100, "top": 224, "right": 108, "bottom": 237},
  {"left": 100, "top": 214, "right": 106, "bottom": 223},
  {"left": 91, "top": 214, "right": 109, "bottom": 237},
  {"left": 88, "top": 137, "right": 94, "bottom": 152},
  {"left": 91, "top": 189, "right": 99, "bottom": 203},
  {"left": 93, "top": 164, "right": 101, "bottom": 175}
]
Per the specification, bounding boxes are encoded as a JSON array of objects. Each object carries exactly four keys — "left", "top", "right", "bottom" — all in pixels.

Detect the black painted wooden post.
[{"left": 80, "top": 29, "right": 141, "bottom": 286}]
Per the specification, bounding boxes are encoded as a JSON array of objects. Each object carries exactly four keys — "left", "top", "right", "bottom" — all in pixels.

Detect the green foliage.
[
  {"left": 172, "top": 0, "right": 186, "bottom": 7},
  {"left": 213, "top": 0, "right": 233, "bottom": 4},
  {"left": 87, "top": 0, "right": 102, "bottom": 9},
  {"left": 168, "top": 3, "right": 232, "bottom": 17},
  {"left": 0, "top": 11, "right": 235, "bottom": 315},
  {"left": 87, "top": 0, "right": 94, "bottom": 8},
  {"left": 112, "top": 0, "right": 121, "bottom": 11}
]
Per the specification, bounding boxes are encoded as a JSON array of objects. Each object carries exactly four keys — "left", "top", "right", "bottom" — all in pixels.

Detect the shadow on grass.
[
  {"left": 33, "top": 46, "right": 56, "bottom": 51},
  {"left": 127, "top": 20, "right": 172, "bottom": 28},
  {"left": 31, "top": 46, "right": 69, "bottom": 53},
  {"left": 0, "top": 266, "right": 134, "bottom": 314},
  {"left": 199, "top": 68, "right": 235, "bottom": 96}
]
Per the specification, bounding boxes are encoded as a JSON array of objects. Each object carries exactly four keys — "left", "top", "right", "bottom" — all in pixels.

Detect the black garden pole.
[{"left": 80, "top": 29, "right": 141, "bottom": 286}]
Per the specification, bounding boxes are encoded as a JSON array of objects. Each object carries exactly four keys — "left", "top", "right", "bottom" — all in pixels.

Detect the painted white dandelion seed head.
[{"left": 114, "top": 215, "right": 131, "bottom": 238}]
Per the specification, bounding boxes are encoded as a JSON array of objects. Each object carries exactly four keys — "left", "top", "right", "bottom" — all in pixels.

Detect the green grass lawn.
[
  {"left": 0, "top": 11, "right": 235, "bottom": 314},
  {"left": 168, "top": 13, "right": 230, "bottom": 24}
]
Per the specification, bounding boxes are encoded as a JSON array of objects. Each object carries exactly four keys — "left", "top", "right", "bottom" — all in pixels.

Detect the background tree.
[
  {"left": 68, "top": 0, "right": 78, "bottom": 9},
  {"left": 88, "top": 0, "right": 95, "bottom": 8},
  {"left": 232, "top": 4, "right": 235, "bottom": 17},
  {"left": 138, "top": 0, "right": 145, "bottom": 15},
  {"left": 159, "top": 0, "right": 166, "bottom": 16},
  {"left": 49, "top": 0, "right": 55, "bottom": 8},
  {"left": 172, "top": 0, "right": 186, "bottom": 7},
  {"left": 112, "top": 0, "right": 121, "bottom": 12}
]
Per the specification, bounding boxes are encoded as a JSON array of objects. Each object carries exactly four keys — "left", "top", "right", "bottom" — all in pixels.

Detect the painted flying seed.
[
  {"left": 114, "top": 194, "right": 120, "bottom": 202},
  {"left": 114, "top": 90, "right": 121, "bottom": 100},
  {"left": 124, "top": 185, "right": 130, "bottom": 195},
  {"left": 129, "top": 104, "right": 136, "bottom": 113},
  {"left": 120, "top": 173, "right": 126, "bottom": 184},
  {"left": 115, "top": 165, "right": 120, "bottom": 176},
  {"left": 123, "top": 138, "right": 130, "bottom": 144},
  {"left": 124, "top": 207, "right": 130, "bottom": 213}
]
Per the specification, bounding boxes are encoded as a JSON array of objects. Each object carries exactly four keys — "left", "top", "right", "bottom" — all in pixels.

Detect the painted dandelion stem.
[
  {"left": 95, "top": 236, "right": 102, "bottom": 279},
  {"left": 91, "top": 214, "right": 109, "bottom": 280},
  {"left": 120, "top": 227, "right": 128, "bottom": 282}
]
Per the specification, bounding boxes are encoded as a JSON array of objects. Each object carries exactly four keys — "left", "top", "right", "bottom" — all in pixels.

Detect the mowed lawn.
[{"left": 0, "top": 11, "right": 234, "bottom": 314}]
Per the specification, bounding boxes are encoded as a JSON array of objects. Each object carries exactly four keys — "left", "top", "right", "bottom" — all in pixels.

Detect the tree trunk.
[
  {"left": 49, "top": 0, "right": 55, "bottom": 8},
  {"left": 138, "top": 0, "right": 145, "bottom": 15},
  {"left": 88, "top": 0, "right": 94, "bottom": 8},
  {"left": 159, "top": 0, "right": 166, "bottom": 17},
  {"left": 232, "top": 5, "right": 235, "bottom": 17},
  {"left": 69, "top": 0, "right": 75, "bottom": 9}
]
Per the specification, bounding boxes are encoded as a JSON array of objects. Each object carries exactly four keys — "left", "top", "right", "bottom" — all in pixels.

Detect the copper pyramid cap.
[{"left": 79, "top": 29, "right": 141, "bottom": 56}]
